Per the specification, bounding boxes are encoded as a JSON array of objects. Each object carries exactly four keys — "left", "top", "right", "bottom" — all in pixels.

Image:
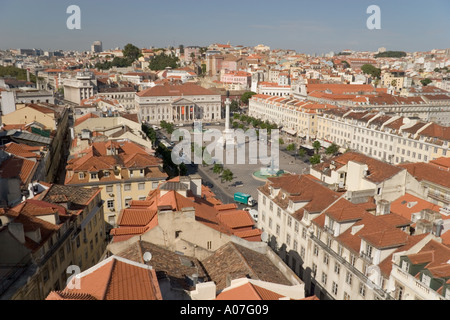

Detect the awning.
[{"left": 282, "top": 128, "right": 297, "bottom": 136}]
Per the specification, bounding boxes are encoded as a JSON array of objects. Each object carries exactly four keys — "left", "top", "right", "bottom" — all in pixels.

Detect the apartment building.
[
  {"left": 0, "top": 102, "right": 70, "bottom": 183},
  {"left": 135, "top": 83, "right": 222, "bottom": 124},
  {"left": 249, "top": 94, "right": 336, "bottom": 139},
  {"left": 256, "top": 170, "right": 447, "bottom": 300},
  {"left": 109, "top": 175, "right": 262, "bottom": 250},
  {"left": 389, "top": 239, "right": 450, "bottom": 300},
  {"left": 63, "top": 71, "right": 98, "bottom": 105},
  {"left": 70, "top": 112, "right": 151, "bottom": 155},
  {"left": 65, "top": 140, "right": 168, "bottom": 230},
  {"left": 0, "top": 182, "right": 105, "bottom": 300},
  {"left": 316, "top": 109, "right": 450, "bottom": 165},
  {"left": 381, "top": 70, "right": 412, "bottom": 93}
]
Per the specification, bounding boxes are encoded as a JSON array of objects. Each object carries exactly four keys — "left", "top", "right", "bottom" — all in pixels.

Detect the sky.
[{"left": 1, "top": 0, "right": 449, "bottom": 54}]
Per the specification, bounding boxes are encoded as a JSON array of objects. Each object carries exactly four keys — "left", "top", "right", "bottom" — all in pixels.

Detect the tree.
[
  {"left": 230, "top": 100, "right": 240, "bottom": 112},
  {"left": 374, "top": 51, "right": 407, "bottom": 58},
  {"left": 310, "top": 154, "right": 321, "bottom": 165},
  {"left": 325, "top": 143, "right": 339, "bottom": 155},
  {"left": 421, "top": 78, "right": 432, "bottom": 86},
  {"left": 313, "top": 141, "right": 321, "bottom": 154},
  {"left": 0, "top": 66, "right": 37, "bottom": 83},
  {"left": 222, "top": 169, "right": 234, "bottom": 183},
  {"left": 241, "top": 91, "right": 257, "bottom": 105},
  {"left": 361, "top": 64, "right": 381, "bottom": 79},
  {"left": 149, "top": 52, "right": 180, "bottom": 71},
  {"left": 179, "top": 45, "right": 184, "bottom": 54},
  {"left": 122, "top": 43, "right": 142, "bottom": 62},
  {"left": 179, "top": 163, "right": 188, "bottom": 176},
  {"left": 286, "top": 143, "right": 296, "bottom": 152},
  {"left": 279, "top": 138, "right": 284, "bottom": 145},
  {"left": 213, "top": 163, "right": 223, "bottom": 175},
  {"left": 201, "top": 63, "right": 207, "bottom": 75},
  {"left": 298, "top": 148, "right": 306, "bottom": 158}
]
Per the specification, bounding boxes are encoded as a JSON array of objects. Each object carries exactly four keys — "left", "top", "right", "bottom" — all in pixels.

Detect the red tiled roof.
[
  {"left": 46, "top": 256, "right": 162, "bottom": 300},
  {"left": 137, "top": 83, "right": 218, "bottom": 97},
  {"left": 399, "top": 162, "right": 450, "bottom": 189}
]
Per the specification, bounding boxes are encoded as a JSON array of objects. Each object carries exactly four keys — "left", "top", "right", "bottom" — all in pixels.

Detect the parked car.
[{"left": 230, "top": 181, "right": 244, "bottom": 187}]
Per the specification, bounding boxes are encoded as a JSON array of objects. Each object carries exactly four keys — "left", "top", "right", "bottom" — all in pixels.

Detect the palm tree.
[
  {"left": 213, "top": 163, "right": 223, "bottom": 175},
  {"left": 313, "top": 141, "right": 321, "bottom": 154},
  {"left": 222, "top": 169, "right": 234, "bottom": 183}
]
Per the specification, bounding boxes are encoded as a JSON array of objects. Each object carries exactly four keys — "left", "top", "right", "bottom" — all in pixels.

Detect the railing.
[
  {"left": 360, "top": 251, "right": 374, "bottom": 264},
  {"left": 311, "top": 234, "right": 392, "bottom": 300}
]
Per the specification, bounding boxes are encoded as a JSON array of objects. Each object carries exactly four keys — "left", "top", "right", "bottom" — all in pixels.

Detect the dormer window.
[
  {"left": 421, "top": 273, "right": 431, "bottom": 287},
  {"left": 91, "top": 172, "right": 98, "bottom": 179},
  {"left": 79, "top": 172, "right": 85, "bottom": 179},
  {"left": 401, "top": 260, "right": 410, "bottom": 273}
]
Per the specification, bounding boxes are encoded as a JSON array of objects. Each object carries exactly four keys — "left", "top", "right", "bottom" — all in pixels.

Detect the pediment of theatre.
[{"left": 172, "top": 97, "right": 195, "bottom": 105}]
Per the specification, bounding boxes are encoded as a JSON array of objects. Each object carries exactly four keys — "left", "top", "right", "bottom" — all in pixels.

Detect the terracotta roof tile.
[{"left": 46, "top": 256, "right": 162, "bottom": 300}]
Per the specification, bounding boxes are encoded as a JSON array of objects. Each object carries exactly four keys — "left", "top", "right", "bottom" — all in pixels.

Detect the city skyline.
[{"left": 1, "top": 0, "right": 450, "bottom": 54}]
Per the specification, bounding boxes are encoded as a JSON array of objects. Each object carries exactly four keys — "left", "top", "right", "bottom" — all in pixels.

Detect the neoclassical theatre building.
[{"left": 135, "top": 83, "right": 222, "bottom": 124}]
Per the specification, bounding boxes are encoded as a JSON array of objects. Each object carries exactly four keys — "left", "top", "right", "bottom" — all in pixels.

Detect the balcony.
[
  {"left": 427, "top": 191, "right": 450, "bottom": 205},
  {"left": 360, "top": 251, "right": 373, "bottom": 264},
  {"left": 323, "top": 225, "right": 335, "bottom": 236}
]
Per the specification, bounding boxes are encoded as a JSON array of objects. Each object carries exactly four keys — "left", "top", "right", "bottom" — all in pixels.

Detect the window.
[
  {"left": 323, "top": 253, "right": 329, "bottom": 265},
  {"left": 343, "top": 292, "right": 351, "bottom": 300},
  {"left": 359, "top": 283, "right": 366, "bottom": 297},
  {"left": 338, "top": 245, "right": 344, "bottom": 256},
  {"left": 276, "top": 224, "right": 280, "bottom": 236},
  {"left": 138, "top": 183, "right": 145, "bottom": 190},
  {"left": 295, "top": 221, "right": 299, "bottom": 232},
  {"left": 313, "top": 245, "right": 319, "bottom": 256},
  {"left": 90, "top": 173, "right": 97, "bottom": 179},
  {"left": 107, "top": 200, "right": 114, "bottom": 209},
  {"left": 300, "top": 246, "right": 305, "bottom": 259},
  {"left": 421, "top": 273, "right": 431, "bottom": 286},
  {"left": 332, "top": 282, "right": 338, "bottom": 295},
  {"left": 401, "top": 260, "right": 410, "bottom": 273},
  {"left": 269, "top": 218, "right": 272, "bottom": 229},
  {"left": 302, "top": 227, "right": 307, "bottom": 239},
  {"left": 124, "top": 184, "right": 131, "bottom": 191},
  {"left": 207, "top": 241, "right": 212, "bottom": 250},
  {"left": 395, "top": 284, "right": 404, "bottom": 300},
  {"left": 287, "top": 216, "right": 292, "bottom": 227},
  {"left": 286, "top": 233, "right": 291, "bottom": 246},
  {"left": 106, "top": 185, "right": 113, "bottom": 193},
  {"left": 125, "top": 198, "right": 132, "bottom": 207},
  {"left": 345, "top": 271, "right": 353, "bottom": 285},
  {"left": 366, "top": 243, "right": 373, "bottom": 258},
  {"left": 270, "top": 202, "right": 274, "bottom": 212},
  {"left": 321, "top": 272, "right": 327, "bottom": 285},
  {"left": 79, "top": 172, "right": 85, "bottom": 179},
  {"left": 334, "top": 262, "right": 340, "bottom": 275}
]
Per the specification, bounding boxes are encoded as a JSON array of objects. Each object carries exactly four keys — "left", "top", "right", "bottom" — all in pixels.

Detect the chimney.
[
  {"left": 376, "top": 199, "right": 390, "bottom": 216},
  {"left": 432, "top": 219, "right": 444, "bottom": 237},
  {"left": 8, "top": 223, "right": 26, "bottom": 244}
]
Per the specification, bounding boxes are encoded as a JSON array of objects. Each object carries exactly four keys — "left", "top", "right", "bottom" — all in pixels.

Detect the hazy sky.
[{"left": 1, "top": 0, "right": 449, "bottom": 54}]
